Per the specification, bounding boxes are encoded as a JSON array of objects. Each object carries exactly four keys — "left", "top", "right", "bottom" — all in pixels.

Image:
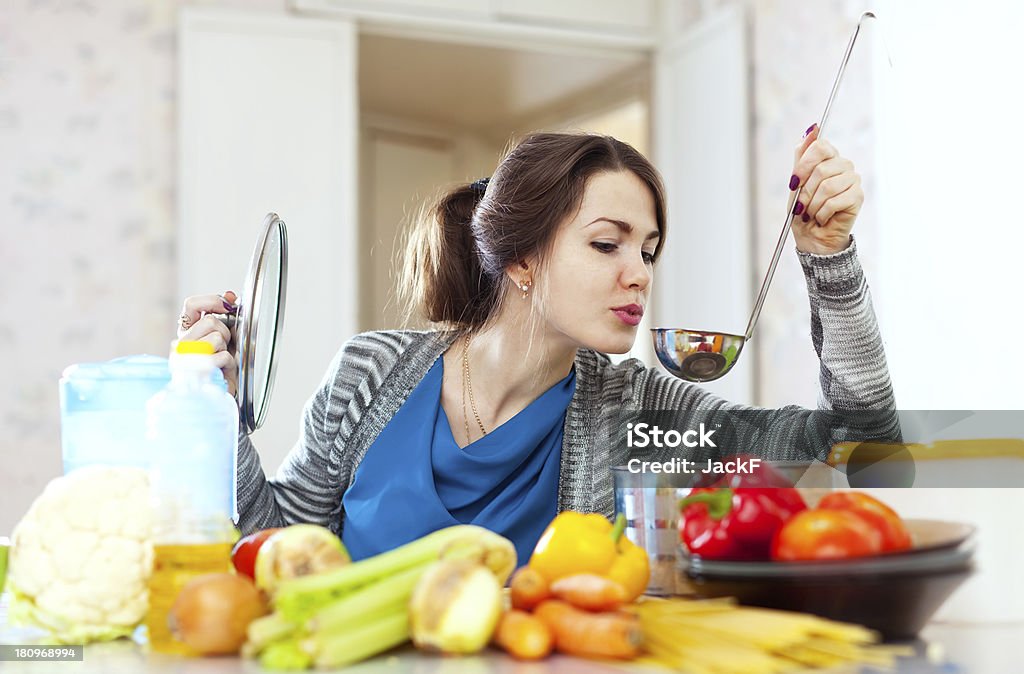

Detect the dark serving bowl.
[{"left": 679, "top": 520, "right": 977, "bottom": 640}]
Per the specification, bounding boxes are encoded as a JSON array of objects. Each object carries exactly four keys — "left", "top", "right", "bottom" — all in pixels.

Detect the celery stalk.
[
  {"left": 307, "top": 597, "right": 408, "bottom": 651},
  {"left": 310, "top": 610, "right": 410, "bottom": 669},
  {"left": 308, "top": 564, "right": 421, "bottom": 633},
  {"left": 246, "top": 612, "right": 301, "bottom": 655},
  {"left": 274, "top": 525, "right": 510, "bottom": 623},
  {"left": 260, "top": 638, "right": 313, "bottom": 671}
]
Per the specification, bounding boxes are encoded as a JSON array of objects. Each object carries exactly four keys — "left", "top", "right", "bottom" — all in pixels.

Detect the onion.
[{"left": 169, "top": 573, "right": 268, "bottom": 655}]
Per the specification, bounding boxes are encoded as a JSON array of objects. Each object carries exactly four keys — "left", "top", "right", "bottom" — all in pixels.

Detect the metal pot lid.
[{"left": 234, "top": 213, "right": 288, "bottom": 434}]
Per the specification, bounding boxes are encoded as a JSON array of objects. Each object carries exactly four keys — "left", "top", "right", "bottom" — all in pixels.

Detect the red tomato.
[
  {"left": 231, "top": 528, "right": 281, "bottom": 580},
  {"left": 817, "top": 492, "right": 912, "bottom": 553},
  {"left": 771, "top": 510, "right": 884, "bottom": 561}
]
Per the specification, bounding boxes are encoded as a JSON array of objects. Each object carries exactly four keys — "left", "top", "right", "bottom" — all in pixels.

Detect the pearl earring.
[{"left": 519, "top": 278, "right": 532, "bottom": 299}]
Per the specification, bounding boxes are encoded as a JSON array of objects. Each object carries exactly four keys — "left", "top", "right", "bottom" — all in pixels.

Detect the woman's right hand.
[{"left": 177, "top": 290, "right": 239, "bottom": 396}]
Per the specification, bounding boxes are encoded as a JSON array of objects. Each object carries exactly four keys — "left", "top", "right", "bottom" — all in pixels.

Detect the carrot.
[
  {"left": 494, "top": 610, "right": 553, "bottom": 660},
  {"left": 510, "top": 566, "right": 550, "bottom": 611},
  {"left": 533, "top": 599, "right": 642, "bottom": 660},
  {"left": 549, "top": 573, "right": 628, "bottom": 612}
]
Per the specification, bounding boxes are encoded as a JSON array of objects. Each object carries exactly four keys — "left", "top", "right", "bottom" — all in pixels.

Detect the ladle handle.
[{"left": 743, "top": 11, "right": 878, "bottom": 342}]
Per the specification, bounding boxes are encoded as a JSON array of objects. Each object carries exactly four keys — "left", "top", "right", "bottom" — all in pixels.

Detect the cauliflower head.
[{"left": 8, "top": 466, "right": 154, "bottom": 643}]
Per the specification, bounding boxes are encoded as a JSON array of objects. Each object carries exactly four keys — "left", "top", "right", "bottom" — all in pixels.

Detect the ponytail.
[{"left": 399, "top": 182, "right": 496, "bottom": 328}]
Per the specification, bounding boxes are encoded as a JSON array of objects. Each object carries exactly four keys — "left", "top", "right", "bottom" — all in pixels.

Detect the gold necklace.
[{"left": 461, "top": 334, "right": 487, "bottom": 443}]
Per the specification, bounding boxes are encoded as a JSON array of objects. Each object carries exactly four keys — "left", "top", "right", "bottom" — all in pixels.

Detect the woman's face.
[{"left": 535, "top": 170, "right": 660, "bottom": 355}]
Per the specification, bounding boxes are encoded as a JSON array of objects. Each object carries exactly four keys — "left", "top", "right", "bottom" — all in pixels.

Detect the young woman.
[{"left": 177, "top": 130, "right": 895, "bottom": 563}]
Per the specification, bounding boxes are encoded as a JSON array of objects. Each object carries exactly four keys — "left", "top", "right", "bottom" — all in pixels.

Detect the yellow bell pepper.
[
  {"left": 607, "top": 536, "right": 651, "bottom": 602},
  {"left": 529, "top": 512, "right": 650, "bottom": 601}
]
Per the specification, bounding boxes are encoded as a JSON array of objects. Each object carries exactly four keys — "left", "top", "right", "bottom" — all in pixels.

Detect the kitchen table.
[{"left": 1, "top": 594, "right": 1016, "bottom": 673}]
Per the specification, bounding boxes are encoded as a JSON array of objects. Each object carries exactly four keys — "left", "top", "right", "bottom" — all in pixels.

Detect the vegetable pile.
[
  {"left": 242, "top": 524, "right": 516, "bottom": 669},
  {"left": 678, "top": 459, "right": 913, "bottom": 561},
  {"left": 240, "top": 512, "right": 912, "bottom": 673},
  {"left": 4, "top": 463, "right": 916, "bottom": 672},
  {"left": 495, "top": 507, "right": 912, "bottom": 672},
  {"left": 493, "top": 512, "right": 650, "bottom": 662}
]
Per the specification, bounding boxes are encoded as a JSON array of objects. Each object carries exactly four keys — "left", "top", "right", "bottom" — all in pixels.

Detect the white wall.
[
  {"left": 653, "top": 3, "right": 754, "bottom": 404},
  {"left": 865, "top": 0, "right": 1024, "bottom": 623},
  {"left": 749, "top": 0, "right": 882, "bottom": 408},
  {"left": 0, "top": 0, "right": 283, "bottom": 534},
  {"left": 872, "top": 0, "right": 1024, "bottom": 409}
]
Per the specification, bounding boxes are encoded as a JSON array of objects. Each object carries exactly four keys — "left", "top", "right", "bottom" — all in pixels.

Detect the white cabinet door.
[
  {"left": 179, "top": 9, "right": 358, "bottom": 475},
  {"left": 651, "top": 4, "right": 753, "bottom": 403},
  {"left": 361, "top": 129, "right": 457, "bottom": 332}
]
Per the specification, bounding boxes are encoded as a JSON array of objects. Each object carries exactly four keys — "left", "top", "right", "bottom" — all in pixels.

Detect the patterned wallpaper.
[
  {"left": 748, "top": 0, "right": 880, "bottom": 408},
  {"left": 0, "top": 0, "right": 280, "bottom": 533},
  {"left": 0, "top": 0, "right": 866, "bottom": 533}
]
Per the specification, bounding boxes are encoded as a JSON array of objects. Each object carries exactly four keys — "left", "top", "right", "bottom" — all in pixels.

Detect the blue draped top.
[{"left": 341, "top": 355, "right": 576, "bottom": 566}]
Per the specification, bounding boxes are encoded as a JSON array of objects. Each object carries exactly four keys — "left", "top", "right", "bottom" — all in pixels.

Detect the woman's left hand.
[{"left": 789, "top": 124, "right": 863, "bottom": 255}]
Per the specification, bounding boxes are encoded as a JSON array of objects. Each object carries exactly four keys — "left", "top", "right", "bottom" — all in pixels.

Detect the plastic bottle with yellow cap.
[{"left": 144, "top": 340, "right": 239, "bottom": 653}]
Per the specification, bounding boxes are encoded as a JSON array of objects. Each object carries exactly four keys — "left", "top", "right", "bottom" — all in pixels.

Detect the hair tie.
[{"left": 470, "top": 177, "right": 490, "bottom": 195}]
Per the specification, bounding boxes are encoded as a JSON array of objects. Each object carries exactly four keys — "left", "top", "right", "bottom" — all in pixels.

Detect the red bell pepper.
[{"left": 679, "top": 487, "right": 807, "bottom": 560}]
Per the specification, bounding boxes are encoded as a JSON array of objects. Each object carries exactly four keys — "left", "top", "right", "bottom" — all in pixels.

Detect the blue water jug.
[{"left": 59, "top": 354, "right": 226, "bottom": 474}]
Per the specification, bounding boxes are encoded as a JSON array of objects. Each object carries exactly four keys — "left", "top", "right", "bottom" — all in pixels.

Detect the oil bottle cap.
[{"left": 175, "top": 341, "right": 216, "bottom": 356}]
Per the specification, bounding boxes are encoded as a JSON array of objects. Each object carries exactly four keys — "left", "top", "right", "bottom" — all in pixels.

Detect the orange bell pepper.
[
  {"left": 529, "top": 512, "right": 650, "bottom": 602},
  {"left": 771, "top": 509, "right": 884, "bottom": 561},
  {"left": 817, "top": 491, "right": 912, "bottom": 552}
]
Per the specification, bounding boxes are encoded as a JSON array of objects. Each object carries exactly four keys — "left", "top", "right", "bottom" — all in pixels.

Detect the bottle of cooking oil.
[{"left": 144, "top": 340, "right": 239, "bottom": 654}]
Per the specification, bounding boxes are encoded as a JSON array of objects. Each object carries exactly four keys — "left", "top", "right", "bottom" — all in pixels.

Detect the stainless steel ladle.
[{"left": 653, "top": 11, "right": 886, "bottom": 382}]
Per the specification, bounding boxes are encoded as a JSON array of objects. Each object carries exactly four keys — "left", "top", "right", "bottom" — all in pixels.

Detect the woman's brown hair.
[{"left": 400, "top": 131, "right": 666, "bottom": 330}]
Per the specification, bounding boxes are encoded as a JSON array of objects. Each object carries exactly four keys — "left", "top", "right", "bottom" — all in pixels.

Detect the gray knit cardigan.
[{"left": 235, "top": 238, "right": 897, "bottom": 536}]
